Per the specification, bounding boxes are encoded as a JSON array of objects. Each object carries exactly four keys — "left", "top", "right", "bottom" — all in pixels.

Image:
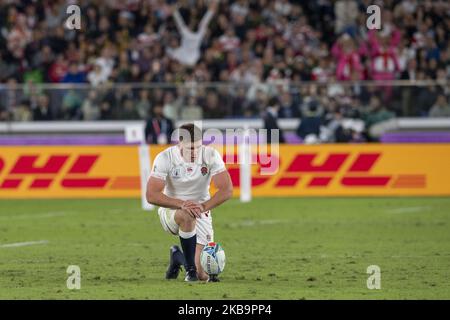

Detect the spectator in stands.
[
  {"left": 278, "top": 90, "right": 300, "bottom": 118},
  {"left": 88, "top": 62, "right": 109, "bottom": 87},
  {"left": 297, "top": 99, "right": 324, "bottom": 140},
  {"left": 332, "top": 34, "right": 364, "bottom": 81},
  {"left": 334, "top": 0, "right": 358, "bottom": 34},
  {"left": 231, "top": 87, "right": 248, "bottom": 117},
  {"left": 0, "top": 0, "right": 448, "bottom": 122},
  {"left": 145, "top": 103, "right": 174, "bottom": 144},
  {"left": 11, "top": 100, "right": 32, "bottom": 122},
  {"left": 322, "top": 107, "right": 365, "bottom": 143},
  {"left": 48, "top": 54, "right": 68, "bottom": 83},
  {"left": 181, "top": 96, "right": 203, "bottom": 120},
  {"left": 263, "top": 97, "right": 286, "bottom": 144},
  {"left": 0, "top": 53, "right": 18, "bottom": 82},
  {"left": 118, "top": 98, "right": 140, "bottom": 120},
  {"left": 414, "top": 71, "right": 440, "bottom": 116},
  {"left": 218, "top": 27, "right": 240, "bottom": 52},
  {"left": 0, "top": 104, "right": 9, "bottom": 121},
  {"left": 135, "top": 89, "right": 151, "bottom": 120},
  {"left": 6, "top": 13, "right": 32, "bottom": 60},
  {"left": 62, "top": 63, "right": 87, "bottom": 83},
  {"left": 99, "top": 101, "right": 113, "bottom": 120},
  {"left": 429, "top": 94, "right": 450, "bottom": 117},
  {"left": 202, "top": 91, "right": 228, "bottom": 119},
  {"left": 162, "top": 91, "right": 181, "bottom": 121},
  {"left": 61, "top": 89, "right": 83, "bottom": 120},
  {"left": 82, "top": 90, "right": 101, "bottom": 121},
  {"left": 245, "top": 87, "right": 269, "bottom": 118},
  {"left": 311, "top": 58, "right": 333, "bottom": 83},
  {"left": 166, "top": 2, "right": 217, "bottom": 66},
  {"left": 400, "top": 58, "right": 418, "bottom": 81},
  {"left": 32, "top": 94, "right": 53, "bottom": 121},
  {"left": 90, "top": 47, "right": 115, "bottom": 85},
  {"left": 1, "top": 78, "right": 22, "bottom": 112},
  {"left": 368, "top": 32, "right": 400, "bottom": 81},
  {"left": 362, "top": 95, "right": 395, "bottom": 129}
]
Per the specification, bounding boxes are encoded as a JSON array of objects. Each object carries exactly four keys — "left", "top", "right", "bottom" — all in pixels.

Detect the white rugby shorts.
[{"left": 157, "top": 207, "right": 214, "bottom": 245}]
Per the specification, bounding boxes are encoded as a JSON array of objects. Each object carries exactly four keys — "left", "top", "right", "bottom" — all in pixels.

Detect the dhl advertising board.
[{"left": 0, "top": 144, "right": 449, "bottom": 198}]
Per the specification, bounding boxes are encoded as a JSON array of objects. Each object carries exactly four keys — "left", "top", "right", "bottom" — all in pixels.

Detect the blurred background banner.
[
  {"left": 1, "top": 144, "right": 449, "bottom": 199},
  {"left": 0, "top": 0, "right": 449, "bottom": 198}
]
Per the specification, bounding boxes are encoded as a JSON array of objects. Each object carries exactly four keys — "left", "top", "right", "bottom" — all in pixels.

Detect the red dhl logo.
[
  {"left": 0, "top": 154, "right": 109, "bottom": 189},
  {"left": 0, "top": 152, "right": 426, "bottom": 190},
  {"left": 226, "top": 152, "right": 425, "bottom": 188}
]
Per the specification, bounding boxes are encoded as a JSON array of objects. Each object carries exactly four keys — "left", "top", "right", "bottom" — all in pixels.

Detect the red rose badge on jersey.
[{"left": 201, "top": 166, "right": 208, "bottom": 176}]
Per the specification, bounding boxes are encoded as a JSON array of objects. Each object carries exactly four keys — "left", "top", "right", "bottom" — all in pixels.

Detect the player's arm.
[
  {"left": 146, "top": 151, "right": 202, "bottom": 216},
  {"left": 146, "top": 152, "right": 183, "bottom": 209},
  {"left": 201, "top": 170, "right": 233, "bottom": 212},
  {"left": 146, "top": 177, "right": 203, "bottom": 217},
  {"left": 146, "top": 176, "right": 183, "bottom": 209}
]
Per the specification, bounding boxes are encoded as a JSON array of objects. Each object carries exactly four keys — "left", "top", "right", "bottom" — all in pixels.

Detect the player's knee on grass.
[{"left": 174, "top": 209, "right": 196, "bottom": 231}]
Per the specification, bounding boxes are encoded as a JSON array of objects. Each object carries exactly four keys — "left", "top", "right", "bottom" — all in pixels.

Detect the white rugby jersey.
[{"left": 150, "top": 145, "right": 226, "bottom": 203}]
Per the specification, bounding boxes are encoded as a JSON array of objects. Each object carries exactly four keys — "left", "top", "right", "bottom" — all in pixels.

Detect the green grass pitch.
[{"left": 0, "top": 197, "right": 449, "bottom": 299}]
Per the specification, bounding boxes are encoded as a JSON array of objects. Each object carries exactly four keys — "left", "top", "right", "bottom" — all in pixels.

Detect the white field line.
[
  {"left": 227, "top": 219, "right": 286, "bottom": 228},
  {"left": 294, "top": 254, "right": 449, "bottom": 259},
  {"left": 0, "top": 211, "right": 75, "bottom": 221},
  {"left": 385, "top": 206, "right": 431, "bottom": 214},
  {"left": 0, "top": 240, "right": 49, "bottom": 248}
]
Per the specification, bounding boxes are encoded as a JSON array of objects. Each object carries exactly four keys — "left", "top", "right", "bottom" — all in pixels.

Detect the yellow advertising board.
[{"left": 0, "top": 144, "right": 449, "bottom": 198}]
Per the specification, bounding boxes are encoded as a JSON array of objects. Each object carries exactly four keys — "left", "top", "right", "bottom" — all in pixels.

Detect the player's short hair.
[{"left": 178, "top": 123, "right": 202, "bottom": 143}]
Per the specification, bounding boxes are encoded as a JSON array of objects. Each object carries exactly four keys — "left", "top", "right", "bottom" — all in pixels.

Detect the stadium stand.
[{"left": 0, "top": 0, "right": 448, "bottom": 143}]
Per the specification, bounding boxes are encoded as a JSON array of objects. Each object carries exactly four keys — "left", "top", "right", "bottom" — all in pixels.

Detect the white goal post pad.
[{"left": 138, "top": 144, "right": 154, "bottom": 211}]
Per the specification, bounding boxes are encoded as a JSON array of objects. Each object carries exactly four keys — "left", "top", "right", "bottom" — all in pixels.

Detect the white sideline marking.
[
  {"left": 0, "top": 211, "right": 74, "bottom": 221},
  {"left": 297, "top": 254, "right": 449, "bottom": 259},
  {"left": 0, "top": 240, "right": 49, "bottom": 248},
  {"left": 385, "top": 206, "right": 431, "bottom": 214},
  {"left": 228, "top": 219, "right": 285, "bottom": 228}
]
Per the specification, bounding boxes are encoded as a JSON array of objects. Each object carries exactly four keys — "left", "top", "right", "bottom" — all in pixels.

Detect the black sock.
[{"left": 179, "top": 234, "right": 196, "bottom": 270}]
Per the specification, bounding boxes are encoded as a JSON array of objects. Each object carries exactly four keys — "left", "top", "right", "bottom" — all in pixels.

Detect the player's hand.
[
  {"left": 185, "top": 201, "right": 205, "bottom": 217},
  {"left": 196, "top": 202, "right": 205, "bottom": 214},
  {"left": 181, "top": 201, "right": 204, "bottom": 218},
  {"left": 184, "top": 207, "right": 202, "bottom": 218},
  {"left": 182, "top": 200, "right": 200, "bottom": 209},
  {"left": 184, "top": 201, "right": 204, "bottom": 217}
]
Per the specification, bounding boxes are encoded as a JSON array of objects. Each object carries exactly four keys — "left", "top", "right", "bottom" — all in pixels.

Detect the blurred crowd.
[{"left": 0, "top": 0, "right": 449, "bottom": 142}]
